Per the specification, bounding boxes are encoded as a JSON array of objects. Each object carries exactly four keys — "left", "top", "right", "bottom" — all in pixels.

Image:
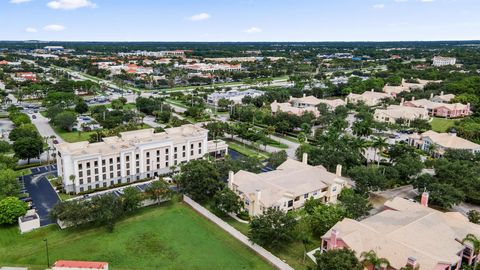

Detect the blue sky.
[{"left": 1, "top": 0, "right": 479, "bottom": 41}]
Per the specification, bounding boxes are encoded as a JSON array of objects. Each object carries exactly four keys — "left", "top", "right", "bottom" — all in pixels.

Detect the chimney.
[
  {"left": 302, "top": 153, "right": 308, "bottom": 164},
  {"left": 336, "top": 164, "right": 342, "bottom": 177},
  {"left": 371, "top": 89, "right": 374, "bottom": 92},
  {"left": 228, "top": 171, "right": 234, "bottom": 190},
  {"left": 400, "top": 97, "right": 405, "bottom": 106},
  {"left": 330, "top": 229, "right": 339, "bottom": 249},
  {"left": 440, "top": 91, "right": 444, "bottom": 96},
  {"left": 256, "top": 190, "right": 262, "bottom": 203},
  {"left": 407, "top": 257, "right": 417, "bottom": 268},
  {"left": 430, "top": 93, "right": 434, "bottom": 99},
  {"left": 303, "top": 93, "right": 306, "bottom": 98},
  {"left": 412, "top": 96, "right": 415, "bottom": 101},
  {"left": 421, "top": 192, "right": 429, "bottom": 207}
]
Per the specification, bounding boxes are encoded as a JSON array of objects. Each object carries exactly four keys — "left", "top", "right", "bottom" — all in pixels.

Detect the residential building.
[
  {"left": 383, "top": 79, "right": 441, "bottom": 96},
  {"left": 408, "top": 130, "right": 480, "bottom": 155},
  {"left": 270, "top": 100, "right": 320, "bottom": 117},
  {"left": 346, "top": 90, "right": 392, "bottom": 106},
  {"left": 403, "top": 97, "right": 471, "bottom": 118},
  {"left": 52, "top": 260, "right": 108, "bottom": 270},
  {"left": 291, "top": 95, "right": 346, "bottom": 111},
  {"left": 13, "top": 72, "right": 37, "bottom": 82},
  {"left": 316, "top": 195, "right": 480, "bottom": 270},
  {"left": 229, "top": 154, "right": 346, "bottom": 216},
  {"left": 206, "top": 89, "right": 264, "bottom": 106},
  {"left": 118, "top": 50, "right": 186, "bottom": 57},
  {"left": 177, "top": 63, "right": 242, "bottom": 72},
  {"left": 374, "top": 105, "right": 429, "bottom": 125},
  {"left": 0, "top": 80, "right": 5, "bottom": 90},
  {"left": 55, "top": 125, "right": 228, "bottom": 194},
  {"left": 433, "top": 56, "right": 457, "bottom": 67},
  {"left": 431, "top": 91, "right": 456, "bottom": 103}
]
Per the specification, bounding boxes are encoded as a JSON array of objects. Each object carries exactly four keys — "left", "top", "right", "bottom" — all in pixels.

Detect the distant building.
[
  {"left": 374, "top": 105, "right": 430, "bottom": 125},
  {"left": 177, "top": 63, "right": 242, "bottom": 72},
  {"left": 433, "top": 56, "right": 457, "bottom": 67},
  {"left": 44, "top": 46, "right": 65, "bottom": 52},
  {"left": 346, "top": 90, "right": 392, "bottom": 106},
  {"left": 118, "top": 50, "right": 186, "bottom": 57},
  {"left": 229, "top": 154, "right": 346, "bottom": 216},
  {"left": 383, "top": 79, "right": 441, "bottom": 96},
  {"left": 409, "top": 130, "right": 480, "bottom": 156},
  {"left": 0, "top": 80, "right": 5, "bottom": 90},
  {"left": 13, "top": 72, "right": 37, "bottom": 82},
  {"left": 206, "top": 89, "right": 264, "bottom": 106},
  {"left": 53, "top": 260, "right": 108, "bottom": 270},
  {"left": 430, "top": 91, "right": 455, "bottom": 103},
  {"left": 315, "top": 195, "right": 480, "bottom": 270},
  {"left": 291, "top": 95, "right": 346, "bottom": 111},
  {"left": 55, "top": 125, "right": 227, "bottom": 194}
]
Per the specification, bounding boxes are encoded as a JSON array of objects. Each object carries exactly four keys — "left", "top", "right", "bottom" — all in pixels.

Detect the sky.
[{"left": 0, "top": 0, "right": 479, "bottom": 42}]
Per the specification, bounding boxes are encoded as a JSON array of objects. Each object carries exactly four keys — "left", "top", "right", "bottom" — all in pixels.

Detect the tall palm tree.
[
  {"left": 463, "top": 234, "right": 480, "bottom": 269},
  {"left": 371, "top": 136, "right": 389, "bottom": 167},
  {"left": 361, "top": 250, "right": 391, "bottom": 270}
]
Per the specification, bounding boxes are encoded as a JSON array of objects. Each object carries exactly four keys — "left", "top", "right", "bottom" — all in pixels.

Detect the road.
[{"left": 270, "top": 135, "right": 299, "bottom": 159}]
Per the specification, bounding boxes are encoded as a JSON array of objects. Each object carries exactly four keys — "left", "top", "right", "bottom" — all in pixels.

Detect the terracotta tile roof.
[{"left": 53, "top": 260, "right": 108, "bottom": 269}]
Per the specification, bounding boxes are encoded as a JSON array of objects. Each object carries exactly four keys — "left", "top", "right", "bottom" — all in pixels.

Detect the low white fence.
[{"left": 183, "top": 195, "right": 294, "bottom": 270}]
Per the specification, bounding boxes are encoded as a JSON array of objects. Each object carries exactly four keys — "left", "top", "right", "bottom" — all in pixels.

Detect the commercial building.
[
  {"left": 346, "top": 90, "right": 392, "bottom": 106},
  {"left": 229, "top": 154, "right": 346, "bottom": 216},
  {"left": 433, "top": 56, "right": 457, "bottom": 67},
  {"left": 206, "top": 89, "right": 264, "bottom": 106},
  {"left": 316, "top": 195, "right": 480, "bottom": 270},
  {"left": 408, "top": 130, "right": 480, "bottom": 156},
  {"left": 403, "top": 97, "right": 471, "bottom": 118},
  {"left": 53, "top": 260, "right": 108, "bottom": 270},
  {"left": 374, "top": 105, "right": 430, "bottom": 125},
  {"left": 55, "top": 125, "right": 227, "bottom": 194}
]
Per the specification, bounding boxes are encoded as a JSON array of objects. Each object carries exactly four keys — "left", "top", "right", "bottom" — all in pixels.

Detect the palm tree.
[
  {"left": 371, "top": 136, "right": 389, "bottom": 167},
  {"left": 361, "top": 250, "right": 390, "bottom": 270},
  {"left": 463, "top": 234, "right": 480, "bottom": 269}
]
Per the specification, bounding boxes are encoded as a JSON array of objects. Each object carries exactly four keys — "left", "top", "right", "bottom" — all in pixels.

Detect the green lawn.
[
  {"left": 430, "top": 117, "right": 458, "bottom": 133},
  {"left": 226, "top": 140, "right": 269, "bottom": 159},
  {"left": 54, "top": 127, "right": 95, "bottom": 143},
  {"left": 0, "top": 202, "right": 274, "bottom": 270}
]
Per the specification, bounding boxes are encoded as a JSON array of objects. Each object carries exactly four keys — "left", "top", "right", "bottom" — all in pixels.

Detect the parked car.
[
  {"left": 31, "top": 115, "right": 36, "bottom": 119},
  {"left": 53, "top": 139, "right": 59, "bottom": 144}
]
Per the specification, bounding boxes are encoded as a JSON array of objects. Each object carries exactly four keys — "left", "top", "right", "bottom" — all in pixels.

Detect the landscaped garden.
[
  {"left": 0, "top": 201, "right": 274, "bottom": 270},
  {"left": 430, "top": 117, "right": 458, "bottom": 133}
]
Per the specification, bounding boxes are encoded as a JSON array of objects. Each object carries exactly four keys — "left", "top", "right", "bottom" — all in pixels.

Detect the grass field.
[
  {"left": 0, "top": 202, "right": 274, "bottom": 270},
  {"left": 54, "top": 127, "right": 95, "bottom": 143},
  {"left": 226, "top": 140, "right": 269, "bottom": 159},
  {"left": 431, "top": 117, "right": 458, "bottom": 133}
]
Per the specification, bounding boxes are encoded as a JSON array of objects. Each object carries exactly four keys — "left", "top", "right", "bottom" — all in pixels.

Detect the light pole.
[{"left": 44, "top": 238, "right": 50, "bottom": 268}]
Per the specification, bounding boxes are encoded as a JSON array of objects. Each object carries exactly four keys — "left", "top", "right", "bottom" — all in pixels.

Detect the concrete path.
[
  {"left": 183, "top": 195, "right": 294, "bottom": 270},
  {"left": 270, "top": 135, "right": 299, "bottom": 159}
]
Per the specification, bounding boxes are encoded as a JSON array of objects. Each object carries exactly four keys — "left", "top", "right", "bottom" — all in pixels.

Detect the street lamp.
[{"left": 43, "top": 238, "right": 50, "bottom": 268}]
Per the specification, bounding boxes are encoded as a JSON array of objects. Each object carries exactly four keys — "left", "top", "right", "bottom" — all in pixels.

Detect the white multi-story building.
[
  {"left": 55, "top": 125, "right": 227, "bottom": 194},
  {"left": 432, "top": 56, "right": 457, "bottom": 67},
  {"left": 206, "top": 89, "right": 264, "bottom": 106}
]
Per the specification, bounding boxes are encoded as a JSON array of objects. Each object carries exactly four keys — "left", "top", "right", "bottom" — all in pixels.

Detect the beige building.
[
  {"left": 228, "top": 154, "right": 346, "bottom": 216},
  {"left": 346, "top": 90, "right": 392, "bottom": 106},
  {"left": 270, "top": 95, "right": 345, "bottom": 117},
  {"left": 56, "top": 125, "right": 227, "bottom": 194},
  {"left": 409, "top": 130, "right": 480, "bottom": 156},
  {"left": 383, "top": 79, "right": 441, "bottom": 96},
  {"left": 374, "top": 105, "right": 430, "bottom": 125},
  {"left": 317, "top": 195, "right": 480, "bottom": 270}
]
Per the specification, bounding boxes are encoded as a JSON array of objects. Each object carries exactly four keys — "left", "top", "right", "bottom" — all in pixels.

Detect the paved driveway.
[{"left": 22, "top": 165, "right": 60, "bottom": 226}]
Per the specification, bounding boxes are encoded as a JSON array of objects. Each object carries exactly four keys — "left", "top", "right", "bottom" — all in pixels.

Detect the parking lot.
[{"left": 21, "top": 165, "right": 60, "bottom": 226}]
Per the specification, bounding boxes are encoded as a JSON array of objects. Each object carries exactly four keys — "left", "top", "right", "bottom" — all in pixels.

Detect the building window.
[
  {"left": 110, "top": 165, "right": 113, "bottom": 171},
  {"left": 94, "top": 161, "right": 98, "bottom": 167},
  {"left": 304, "top": 193, "right": 308, "bottom": 199},
  {"left": 165, "top": 148, "right": 169, "bottom": 154},
  {"left": 174, "top": 147, "right": 177, "bottom": 153},
  {"left": 110, "top": 173, "right": 114, "bottom": 178},
  {"left": 165, "top": 155, "right": 169, "bottom": 160},
  {"left": 79, "top": 171, "right": 83, "bottom": 177},
  {"left": 78, "top": 164, "right": 83, "bottom": 170},
  {"left": 182, "top": 152, "right": 186, "bottom": 158},
  {"left": 166, "top": 161, "right": 169, "bottom": 167},
  {"left": 191, "top": 144, "right": 194, "bottom": 149},
  {"left": 86, "top": 162, "right": 91, "bottom": 169},
  {"left": 102, "top": 159, "right": 106, "bottom": 165},
  {"left": 94, "top": 168, "right": 98, "bottom": 174},
  {"left": 117, "top": 164, "right": 120, "bottom": 170},
  {"left": 294, "top": 196, "right": 300, "bottom": 201},
  {"left": 191, "top": 150, "right": 194, "bottom": 156},
  {"left": 136, "top": 154, "right": 139, "bottom": 160},
  {"left": 87, "top": 170, "right": 91, "bottom": 176},
  {"left": 103, "top": 174, "right": 106, "bottom": 179},
  {"left": 95, "top": 176, "right": 99, "bottom": 181},
  {"left": 87, "top": 177, "right": 91, "bottom": 183},
  {"left": 146, "top": 152, "right": 150, "bottom": 158},
  {"left": 156, "top": 150, "right": 160, "bottom": 156},
  {"left": 117, "top": 157, "right": 120, "bottom": 163},
  {"left": 79, "top": 179, "right": 84, "bottom": 185},
  {"left": 199, "top": 142, "right": 202, "bottom": 148},
  {"left": 126, "top": 156, "right": 130, "bottom": 162},
  {"left": 109, "top": 158, "right": 113, "bottom": 164},
  {"left": 182, "top": 145, "right": 186, "bottom": 151}
]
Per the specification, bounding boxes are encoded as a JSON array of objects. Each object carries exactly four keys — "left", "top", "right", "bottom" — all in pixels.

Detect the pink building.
[
  {"left": 402, "top": 97, "right": 471, "bottom": 118},
  {"left": 317, "top": 195, "right": 480, "bottom": 270}
]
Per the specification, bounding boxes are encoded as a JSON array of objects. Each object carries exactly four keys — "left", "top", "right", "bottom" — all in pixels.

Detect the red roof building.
[{"left": 52, "top": 260, "right": 109, "bottom": 270}]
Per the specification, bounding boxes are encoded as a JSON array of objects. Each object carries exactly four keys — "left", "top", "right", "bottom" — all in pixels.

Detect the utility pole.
[{"left": 44, "top": 238, "right": 50, "bottom": 268}]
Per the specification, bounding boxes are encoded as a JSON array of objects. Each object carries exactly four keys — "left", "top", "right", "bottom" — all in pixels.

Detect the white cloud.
[
  {"left": 43, "top": 24, "right": 66, "bottom": 31},
  {"left": 47, "top": 0, "right": 96, "bottom": 10},
  {"left": 244, "top": 27, "right": 262, "bottom": 33},
  {"left": 187, "top": 13, "right": 211, "bottom": 21},
  {"left": 25, "top": 27, "right": 38, "bottom": 33},
  {"left": 373, "top": 4, "right": 385, "bottom": 9},
  {"left": 9, "top": 0, "right": 32, "bottom": 4}
]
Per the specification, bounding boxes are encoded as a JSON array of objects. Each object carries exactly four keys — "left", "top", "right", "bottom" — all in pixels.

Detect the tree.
[
  {"left": 308, "top": 204, "right": 347, "bottom": 237},
  {"left": 249, "top": 208, "right": 297, "bottom": 249},
  {"left": 53, "top": 111, "right": 77, "bottom": 131},
  {"left": 90, "top": 194, "right": 124, "bottom": 232},
  {"left": 361, "top": 250, "right": 391, "bottom": 270},
  {"left": 349, "top": 166, "right": 387, "bottom": 194},
  {"left": 303, "top": 197, "right": 322, "bottom": 215},
  {"left": 371, "top": 136, "right": 389, "bottom": 166},
  {"left": 468, "top": 210, "right": 480, "bottom": 224},
  {"left": 74, "top": 99, "right": 89, "bottom": 114},
  {"left": 338, "top": 188, "right": 372, "bottom": 220},
  {"left": 121, "top": 186, "right": 142, "bottom": 212},
  {"left": 297, "top": 132, "right": 307, "bottom": 143},
  {"left": 0, "top": 197, "right": 28, "bottom": 224},
  {"left": 0, "top": 141, "right": 11, "bottom": 153},
  {"left": 145, "top": 180, "right": 173, "bottom": 205},
  {"left": 212, "top": 188, "right": 242, "bottom": 216},
  {"left": 463, "top": 234, "right": 480, "bottom": 270},
  {"left": 268, "top": 150, "right": 288, "bottom": 169},
  {"left": 178, "top": 160, "right": 222, "bottom": 202},
  {"left": 0, "top": 169, "right": 21, "bottom": 200},
  {"left": 313, "top": 249, "right": 363, "bottom": 270},
  {"left": 50, "top": 199, "right": 91, "bottom": 228},
  {"left": 13, "top": 136, "right": 43, "bottom": 164},
  {"left": 8, "top": 124, "right": 40, "bottom": 141},
  {"left": 427, "top": 182, "right": 464, "bottom": 209}
]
